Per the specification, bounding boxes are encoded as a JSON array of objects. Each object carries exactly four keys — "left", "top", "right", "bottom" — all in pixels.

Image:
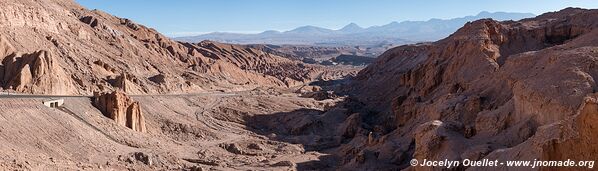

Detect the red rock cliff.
[{"left": 93, "top": 91, "right": 146, "bottom": 133}]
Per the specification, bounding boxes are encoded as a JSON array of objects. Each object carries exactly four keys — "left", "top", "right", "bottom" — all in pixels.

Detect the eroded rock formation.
[
  {"left": 323, "top": 8, "right": 598, "bottom": 170},
  {"left": 93, "top": 91, "right": 146, "bottom": 133},
  {"left": 0, "top": 35, "right": 75, "bottom": 94}
]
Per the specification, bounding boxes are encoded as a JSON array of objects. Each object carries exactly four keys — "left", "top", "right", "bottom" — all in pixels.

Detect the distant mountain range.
[{"left": 175, "top": 11, "right": 535, "bottom": 46}]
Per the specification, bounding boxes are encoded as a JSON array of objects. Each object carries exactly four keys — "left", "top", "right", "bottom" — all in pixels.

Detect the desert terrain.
[{"left": 1, "top": 0, "right": 598, "bottom": 171}]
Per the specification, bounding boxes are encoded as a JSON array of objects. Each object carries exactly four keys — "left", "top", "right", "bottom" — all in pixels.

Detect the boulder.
[
  {"left": 148, "top": 74, "right": 166, "bottom": 84},
  {"left": 272, "top": 160, "right": 296, "bottom": 167},
  {"left": 79, "top": 16, "right": 98, "bottom": 28},
  {"left": 120, "top": 18, "right": 140, "bottom": 31}
]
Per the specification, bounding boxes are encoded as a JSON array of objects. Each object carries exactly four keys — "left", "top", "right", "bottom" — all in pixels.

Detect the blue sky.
[{"left": 76, "top": 0, "right": 598, "bottom": 37}]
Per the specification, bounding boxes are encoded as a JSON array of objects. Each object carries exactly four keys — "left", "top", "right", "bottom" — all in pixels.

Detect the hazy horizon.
[
  {"left": 76, "top": 0, "right": 598, "bottom": 37},
  {"left": 170, "top": 11, "right": 534, "bottom": 37}
]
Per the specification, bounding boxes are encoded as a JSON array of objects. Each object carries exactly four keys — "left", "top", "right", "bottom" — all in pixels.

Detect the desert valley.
[{"left": 0, "top": 0, "right": 597, "bottom": 171}]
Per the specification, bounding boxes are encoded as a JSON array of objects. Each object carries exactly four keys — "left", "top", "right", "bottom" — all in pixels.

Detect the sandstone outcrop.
[
  {"left": 93, "top": 91, "right": 146, "bottom": 133},
  {"left": 79, "top": 16, "right": 99, "bottom": 28},
  {"left": 0, "top": 35, "right": 75, "bottom": 94},
  {"left": 473, "top": 94, "right": 598, "bottom": 171}
]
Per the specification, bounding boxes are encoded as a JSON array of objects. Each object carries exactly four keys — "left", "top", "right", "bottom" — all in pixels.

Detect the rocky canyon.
[{"left": 0, "top": 0, "right": 597, "bottom": 171}]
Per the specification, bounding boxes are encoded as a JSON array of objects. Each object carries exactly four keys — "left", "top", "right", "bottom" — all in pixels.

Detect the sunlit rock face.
[
  {"left": 337, "top": 8, "right": 598, "bottom": 170},
  {"left": 93, "top": 91, "right": 146, "bottom": 133}
]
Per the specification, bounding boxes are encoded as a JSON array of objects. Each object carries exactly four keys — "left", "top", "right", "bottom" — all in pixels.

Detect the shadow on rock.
[{"left": 243, "top": 92, "right": 392, "bottom": 170}]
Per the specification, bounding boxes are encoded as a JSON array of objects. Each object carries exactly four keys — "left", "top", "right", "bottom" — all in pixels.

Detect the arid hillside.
[
  {"left": 0, "top": 0, "right": 352, "bottom": 95},
  {"left": 0, "top": 92, "right": 345, "bottom": 170},
  {"left": 0, "top": 0, "right": 359, "bottom": 170},
  {"left": 328, "top": 7, "right": 598, "bottom": 170},
  {"left": 1, "top": 0, "right": 598, "bottom": 171}
]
